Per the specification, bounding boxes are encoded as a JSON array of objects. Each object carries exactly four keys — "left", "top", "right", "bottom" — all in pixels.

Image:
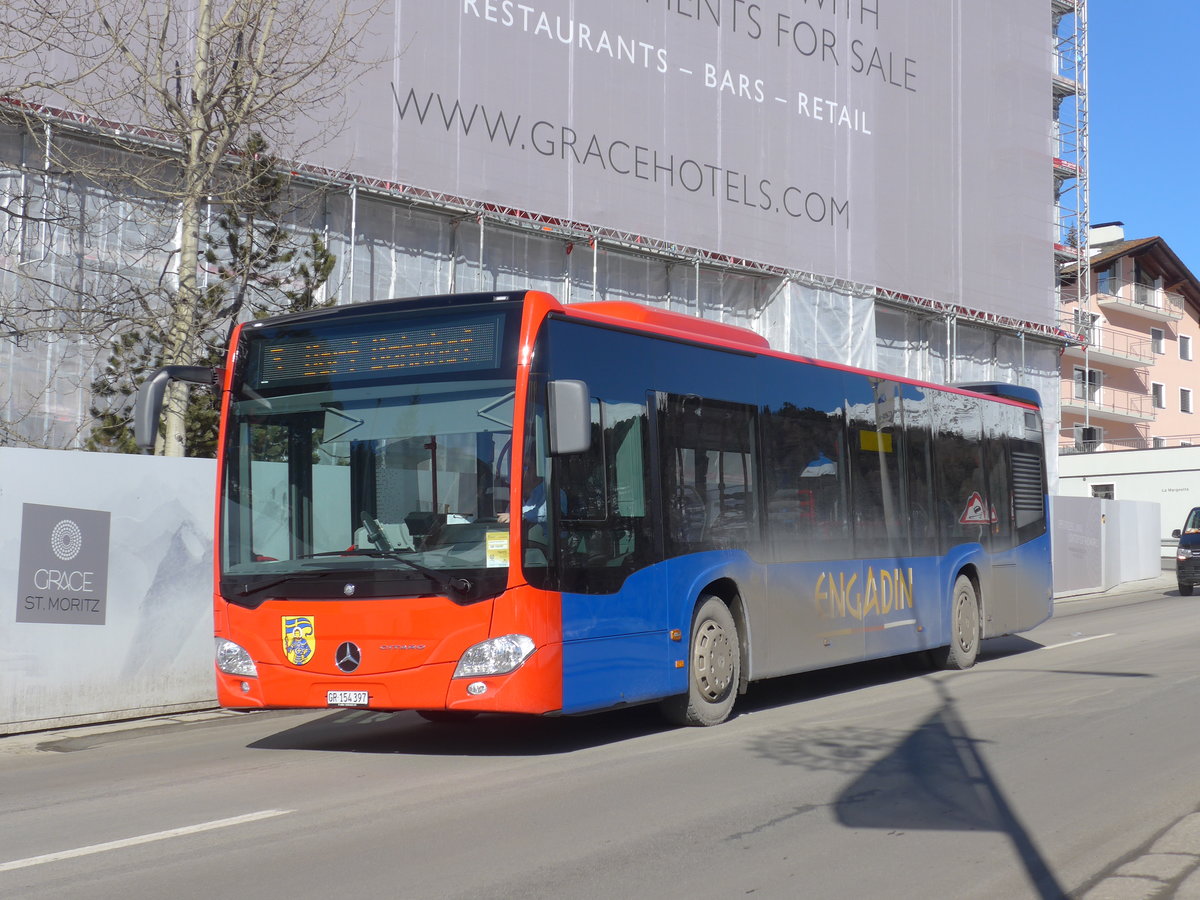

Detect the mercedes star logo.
[{"left": 335, "top": 642, "right": 361, "bottom": 673}]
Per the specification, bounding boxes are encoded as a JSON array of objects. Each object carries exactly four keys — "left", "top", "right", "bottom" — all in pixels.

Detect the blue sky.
[{"left": 1088, "top": 0, "right": 1200, "bottom": 272}]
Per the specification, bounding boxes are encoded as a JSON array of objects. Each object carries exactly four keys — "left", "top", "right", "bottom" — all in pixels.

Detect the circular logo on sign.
[{"left": 50, "top": 520, "right": 83, "bottom": 561}]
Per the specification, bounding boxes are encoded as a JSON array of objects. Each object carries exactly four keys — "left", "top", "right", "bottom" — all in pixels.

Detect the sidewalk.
[
  {"left": 1055, "top": 563, "right": 1177, "bottom": 603},
  {"left": 1080, "top": 812, "right": 1200, "bottom": 900}
]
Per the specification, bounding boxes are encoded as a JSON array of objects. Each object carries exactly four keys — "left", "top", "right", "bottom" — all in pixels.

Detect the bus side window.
[
  {"left": 660, "top": 394, "right": 758, "bottom": 556},
  {"left": 903, "top": 393, "right": 938, "bottom": 558},
  {"left": 556, "top": 397, "right": 655, "bottom": 593},
  {"left": 982, "top": 407, "right": 1017, "bottom": 552},
  {"left": 932, "top": 394, "right": 986, "bottom": 551},
  {"left": 760, "top": 400, "right": 847, "bottom": 562}
]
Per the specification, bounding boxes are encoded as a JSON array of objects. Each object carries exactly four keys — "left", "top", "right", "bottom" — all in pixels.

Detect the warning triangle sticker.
[{"left": 958, "top": 491, "right": 995, "bottom": 525}]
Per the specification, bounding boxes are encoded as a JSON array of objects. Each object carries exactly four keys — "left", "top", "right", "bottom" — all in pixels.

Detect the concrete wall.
[
  {"left": 1059, "top": 446, "right": 1200, "bottom": 556},
  {"left": 1, "top": 448, "right": 216, "bottom": 735},
  {"left": 1051, "top": 495, "right": 1162, "bottom": 596}
]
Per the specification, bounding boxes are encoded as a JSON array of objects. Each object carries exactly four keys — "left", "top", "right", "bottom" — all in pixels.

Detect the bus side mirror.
[
  {"left": 547, "top": 379, "right": 591, "bottom": 455},
  {"left": 1173, "top": 529, "right": 1182, "bottom": 539},
  {"left": 134, "top": 366, "right": 219, "bottom": 453}
]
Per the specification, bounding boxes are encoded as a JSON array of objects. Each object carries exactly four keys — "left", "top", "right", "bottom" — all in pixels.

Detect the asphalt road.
[{"left": 2, "top": 573, "right": 1198, "bottom": 900}]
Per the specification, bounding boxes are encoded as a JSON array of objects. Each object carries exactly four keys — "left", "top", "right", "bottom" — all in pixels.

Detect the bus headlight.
[
  {"left": 1179, "top": 547, "right": 1191, "bottom": 563},
  {"left": 454, "top": 634, "right": 536, "bottom": 678},
  {"left": 215, "top": 638, "right": 258, "bottom": 677}
]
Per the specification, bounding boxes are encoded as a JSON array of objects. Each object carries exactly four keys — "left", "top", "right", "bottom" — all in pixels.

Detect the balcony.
[
  {"left": 1060, "top": 434, "right": 1200, "bottom": 454},
  {"left": 1060, "top": 383, "right": 1154, "bottom": 423},
  {"left": 1059, "top": 321, "right": 1154, "bottom": 368},
  {"left": 1094, "top": 279, "right": 1185, "bottom": 322}
]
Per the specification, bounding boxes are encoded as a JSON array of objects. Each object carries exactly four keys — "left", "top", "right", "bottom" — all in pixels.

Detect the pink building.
[{"left": 1060, "top": 223, "right": 1200, "bottom": 452}]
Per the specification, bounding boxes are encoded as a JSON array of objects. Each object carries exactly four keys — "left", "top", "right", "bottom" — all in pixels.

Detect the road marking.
[
  {"left": 1039, "top": 633, "right": 1116, "bottom": 651},
  {"left": 0, "top": 809, "right": 293, "bottom": 873}
]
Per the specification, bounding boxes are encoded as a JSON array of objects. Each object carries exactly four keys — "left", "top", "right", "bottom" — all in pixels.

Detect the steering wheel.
[{"left": 360, "top": 512, "right": 394, "bottom": 553}]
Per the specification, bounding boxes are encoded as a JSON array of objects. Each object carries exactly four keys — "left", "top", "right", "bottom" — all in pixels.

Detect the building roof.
[{"left": 1089, "top": 235, "right": 1200, "bottom": 304}]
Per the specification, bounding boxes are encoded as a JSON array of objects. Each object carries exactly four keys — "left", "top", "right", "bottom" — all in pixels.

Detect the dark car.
[{"left": 1173, "top": 507, "right": 1200, "bottom": 595}]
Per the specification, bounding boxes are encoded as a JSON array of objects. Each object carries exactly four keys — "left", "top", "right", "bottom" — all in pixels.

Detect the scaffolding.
[
  {"left": 0, "top": 3, "right": 1082, "bottom": 449},
  {"left": 1052, "top": 0, "right": 1090, "bottom": 314}
]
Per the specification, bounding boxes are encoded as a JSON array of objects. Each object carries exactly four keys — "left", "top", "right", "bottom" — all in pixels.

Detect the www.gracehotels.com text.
[{"left": 391, "top": 84, "right": 850, "bottom": 229}]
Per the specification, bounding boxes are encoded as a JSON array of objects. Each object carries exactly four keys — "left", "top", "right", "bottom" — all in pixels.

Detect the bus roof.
[{"left": 246, "top": 291, "right": 1041, "bottom": 411}]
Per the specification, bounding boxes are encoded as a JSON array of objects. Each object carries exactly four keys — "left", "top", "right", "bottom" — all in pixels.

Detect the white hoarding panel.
[
  {"left": 1, "top": 449, "right": 216, "bottom": 733},
  {"left": 317, "top": 0, "right": 1051, "bottom": 324}
]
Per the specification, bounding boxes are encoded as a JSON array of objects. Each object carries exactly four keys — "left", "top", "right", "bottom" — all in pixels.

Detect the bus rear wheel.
[
  {"left": 931, "top": 574, "right": 981, "bottom": 670},
  {"left": 661, "top": 595, "right": 740, "bottom": 727}
]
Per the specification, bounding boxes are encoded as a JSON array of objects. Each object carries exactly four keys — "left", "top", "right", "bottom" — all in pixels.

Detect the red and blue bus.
[{"left": 136, "top": 290, "right": 1052, "bottom": 726}]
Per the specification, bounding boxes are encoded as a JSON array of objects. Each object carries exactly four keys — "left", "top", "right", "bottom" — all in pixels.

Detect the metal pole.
[
  {"left": 478, "top": 214, "right": 484, "bottom": 291},
  {"left": 347, "top": 184, "right": 358, "bottom": 302}
]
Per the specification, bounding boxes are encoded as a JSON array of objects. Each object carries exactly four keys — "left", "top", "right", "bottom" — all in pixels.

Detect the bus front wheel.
[
  {"left": 931, "top": 574, "right": 981, "bottom": 670},
  {"left": 661, "top": 595, "right": 740, "bottom": 727}
]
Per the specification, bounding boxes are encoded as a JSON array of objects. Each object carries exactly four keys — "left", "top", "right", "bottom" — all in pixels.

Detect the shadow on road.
[
  {"left": 748, "top": 676, "right": 1079, "bottom": 898},
  {"left": 246, "top": 635, "right": 1072, "bottom": 758},
  {"left": 841, "top": 680, "right": 1065, "bottom": 896},
  {"left": 246, "top": 703, "right": 675, "bottom": 756}
]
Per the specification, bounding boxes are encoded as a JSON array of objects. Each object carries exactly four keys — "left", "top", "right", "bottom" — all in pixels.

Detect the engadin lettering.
[{"left": 815, "top": 567, "right": 914, "bottom": 621}]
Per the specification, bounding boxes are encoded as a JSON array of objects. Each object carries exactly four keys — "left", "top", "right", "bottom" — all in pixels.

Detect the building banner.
[{"left": 323, "top": 0, "right": 1052, "bottom": 323}]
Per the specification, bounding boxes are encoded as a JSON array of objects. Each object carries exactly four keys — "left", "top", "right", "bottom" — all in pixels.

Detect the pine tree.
[{"left": 85, "top": 137, "right": 336, "bottom": 456}]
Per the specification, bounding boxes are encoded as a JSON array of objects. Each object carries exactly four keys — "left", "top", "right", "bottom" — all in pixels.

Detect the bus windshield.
[{"left": 219, "top": 304, "right": 519, "bottom": 601}]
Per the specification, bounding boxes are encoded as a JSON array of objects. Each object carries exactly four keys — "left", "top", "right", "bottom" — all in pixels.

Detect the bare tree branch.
[{"left": 0, "top": 0, "right": 386, "bottom": 452}]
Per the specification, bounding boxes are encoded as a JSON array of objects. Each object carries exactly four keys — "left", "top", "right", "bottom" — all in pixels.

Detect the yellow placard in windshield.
[{"left": 485, "top": 531, "right": 509, "bottom": 568}]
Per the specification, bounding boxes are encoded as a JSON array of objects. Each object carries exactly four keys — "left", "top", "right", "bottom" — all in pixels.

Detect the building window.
[
  {"left": 1152, "top": 382, "right": 1166, "bottom": 408},
  {"left": 1183, "top": 388, "right": 1193, "bottom": 414},
  {"left": 1096, "top": 266, "right": 1116, "bottom": 295},
  {"left": 1091, "top": 483, "right": 1115, "bottom": 500},
  {"left": 1154, "top": 437, "right": 1167, "bottom": 449},
  {"left": 1074, "top": 425, "right": 1102, "bottom": 451},
  {"left": 1182, "top": 335, "right": 1193, "bottom": 361},
  {"left": 1152, "top": 327, "right": 1165, "bottom": 354},
  {"left": 1074, "top": 367, "right": 1101, "bottom": 401},
  {"left": 1073, "top": 309, "right": 1099, "bottom": 342}
]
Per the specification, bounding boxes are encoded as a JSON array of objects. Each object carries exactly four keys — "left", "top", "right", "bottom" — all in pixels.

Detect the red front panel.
[
  {"left": 213, "top": 293, "right": 568, "bottom": 715},
  {"left": 215, "top": 583, "right": 563, "bottom": 714}
]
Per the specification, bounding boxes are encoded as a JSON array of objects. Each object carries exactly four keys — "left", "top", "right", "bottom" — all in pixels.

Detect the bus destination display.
[{"left": 252, "top": 314, "right": 503, "bottom": 388}]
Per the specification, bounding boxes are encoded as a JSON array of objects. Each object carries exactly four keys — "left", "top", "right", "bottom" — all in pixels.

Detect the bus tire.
[
  {"left": 931, "top": 574, "right": 981, "bottom": 670},
  {"left": 1180, "top": 583, "right": 1194, "bottom": 596},
  {"left": 661, "top": 595, "right": 740, "bottom": 727}
]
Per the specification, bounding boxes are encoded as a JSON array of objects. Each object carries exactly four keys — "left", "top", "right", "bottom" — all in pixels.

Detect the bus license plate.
[{"left": 327, "top": 691, "right": 369, "bottom": 707}]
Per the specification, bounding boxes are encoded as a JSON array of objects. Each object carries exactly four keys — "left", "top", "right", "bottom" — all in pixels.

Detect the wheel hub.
[{"left": 694, "top": 620, "right": 734, "bottom": 700}]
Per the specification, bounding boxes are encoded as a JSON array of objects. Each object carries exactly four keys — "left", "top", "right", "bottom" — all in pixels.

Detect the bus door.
[
  {"left": 760, "top": 364, "right": 862, "bottom": 675},
  {"left": 530, "top": 318, "right": 663, "bottom": 713},
  {"left": 848, "top": 379, "right": 920, "bottom": 662},
  {"left": 980, "top": 401, "right": 1050, "bottom": 634},
  {"left": 980, "top": 402, "right": 1020, "bottom": 635}
]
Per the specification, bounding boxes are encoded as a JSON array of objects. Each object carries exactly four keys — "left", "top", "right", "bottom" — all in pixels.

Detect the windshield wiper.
[
  {"left": 235, "top": 550, "right": 473, "bottom": 598},
  {"left": 355, "top": 512, "right": 473, "bottom": 596},
  {"left": 232, "top": 570, "right": 340, "bottom": 598},
  {"left": 334, "top": 547, "right": 474, "bottom": 597}
]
